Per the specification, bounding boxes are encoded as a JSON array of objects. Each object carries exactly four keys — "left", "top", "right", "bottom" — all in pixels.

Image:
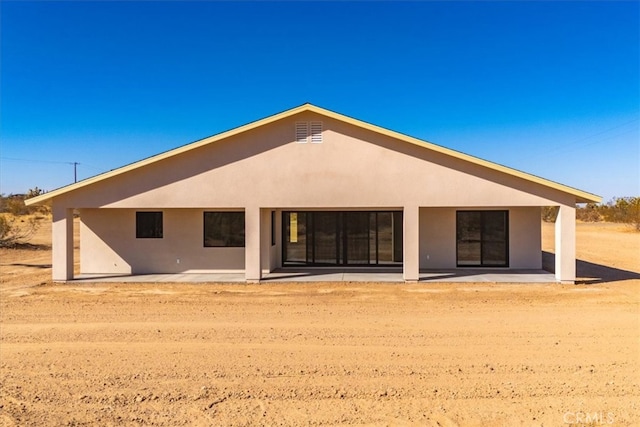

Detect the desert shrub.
[
  {"left": 0, "top": 187, "right": 50, "bottom": 216},
  {"left": 576, "top": 203, "right": 603, "bottom": 222},
  {"left": 602, "top": 197, "right": 640, "bottom": 231},
  {"left": 544, "top": 199, "right": 640, "bottom": 230},
  {"left": 26, "top": 187, "right": 45, "bottom": 199},
  {"left": 541, "top": 206, "right": 559, "bottom": 222},
  {"left": 0, "top": 215, "right": 41, "bottom": 247},
  {"left": 6, "top": 197, "right": 30, "bottom": 216}
]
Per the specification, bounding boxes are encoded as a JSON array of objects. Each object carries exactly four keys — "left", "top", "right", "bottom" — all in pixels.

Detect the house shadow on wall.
[{"left": 542, "top": 251, "right": 640, "bottom": 284}]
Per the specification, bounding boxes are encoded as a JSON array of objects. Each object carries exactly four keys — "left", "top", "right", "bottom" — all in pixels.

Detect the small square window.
[{"left": 136, "top": 212, "right": 163, "bottom": 238}]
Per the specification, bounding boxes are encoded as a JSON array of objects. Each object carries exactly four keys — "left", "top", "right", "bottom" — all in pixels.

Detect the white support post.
[
  {"left": 52, "top": 204, "right": 74, "bottom": 282},
  {"left": 555, "top": 204, "right": 576, "bottom": 284},
  {"left": 260, "top": 208, "right": 272, "bottom": 273},
  {"left": 245, "top": 206, "right": 262, "bottom": 283},
  {"left": 403, "top": 205, "right": 420, "bottom": 283}
]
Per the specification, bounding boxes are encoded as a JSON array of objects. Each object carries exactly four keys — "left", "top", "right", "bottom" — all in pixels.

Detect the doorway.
[{"left": 282, "top": 211, "right": 403, "bottom": 266}]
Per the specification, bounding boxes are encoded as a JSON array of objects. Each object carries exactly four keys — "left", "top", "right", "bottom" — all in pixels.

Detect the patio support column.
[
  {"left": 555, "top": 204, "right": 576, "bottom": 284},
  {"left": 245, "top": 206, "right": 262, "bottom": 283},
  {"left": 403, "top": 205, "right": 420, "bottom": 283},
  {"left": 52, "top": 203, "right": 74, "bottom": 282}
]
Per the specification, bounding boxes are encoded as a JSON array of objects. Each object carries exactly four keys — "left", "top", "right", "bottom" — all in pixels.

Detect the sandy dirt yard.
[{"left": 0, "top": 219, "right": 638, "bottom": 426}]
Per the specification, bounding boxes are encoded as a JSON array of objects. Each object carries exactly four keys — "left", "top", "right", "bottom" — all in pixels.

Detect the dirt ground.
[{"left": 0, "top": 219, "right": 638, "bottom": 426}]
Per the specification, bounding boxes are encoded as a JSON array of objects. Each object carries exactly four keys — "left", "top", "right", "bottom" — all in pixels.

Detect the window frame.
[
  {"left": 203, "top": 211, "right": 245, "bottom": 248},
  {"left": 136, "top": 211, "right": 163, "bottom": 239}
]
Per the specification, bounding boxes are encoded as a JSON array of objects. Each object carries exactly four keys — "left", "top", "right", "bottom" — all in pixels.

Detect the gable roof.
[{"left": 25, "top": 103, "right": 601, "bottom": 205}]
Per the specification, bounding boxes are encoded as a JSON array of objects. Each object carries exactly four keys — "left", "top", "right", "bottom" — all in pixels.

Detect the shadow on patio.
[{"left": 542, "top": 251, "right": 640, "bottom": 284}]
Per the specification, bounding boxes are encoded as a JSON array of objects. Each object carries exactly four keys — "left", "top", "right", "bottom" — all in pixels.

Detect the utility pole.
[{"left": 73, "top": 162, "right": 78, "bottom": 183}]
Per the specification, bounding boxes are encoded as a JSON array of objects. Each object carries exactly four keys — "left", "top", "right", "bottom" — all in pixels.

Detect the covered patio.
[{"left": 25, "top": 104, "right": 600, "bottom": 285}]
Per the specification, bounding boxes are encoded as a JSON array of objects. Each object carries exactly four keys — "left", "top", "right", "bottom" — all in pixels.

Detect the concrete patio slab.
[
  {"left": 74, "top": 273, "right": 246, "bottom": 283},
  {"left": 73, "top": 269, "right": 556, "bottom": 284},
  {"left": 419, "top": 269, "right": 556, "bottom": 283}
]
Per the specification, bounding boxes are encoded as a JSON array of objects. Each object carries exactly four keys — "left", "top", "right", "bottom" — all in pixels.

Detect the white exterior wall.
[
  {"left": 419, "top": 208, "right": 456, "bottom": 269},
  {"left": 55, "top": 112, "right": 576, "bottom": 211},
  {"left": 419, "top": 207, "right": 541, "bottom": 269},
  {"left": 48, "top": 110, "right": 583, "bottom": 281},
  {"left": 80, "top": 208, "right": 245, "bottom": 274},
  {"left": 509, "top": 207, "right": 542, "bottom": 269}
]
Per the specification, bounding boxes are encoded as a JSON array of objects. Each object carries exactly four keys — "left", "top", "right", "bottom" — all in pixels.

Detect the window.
[
  {"left": 456, "top": 211, "right": 508, "bottom": 267},
  {"left": 204, "top": 212, "right": 245, "bottom": 247},
  {"left": 271, "top": 211, "right": 276, "bottom": 246},
  {"left": 295, "top": 121, "right": 323, "bottom": 143},
  {"left": 136, "top": 211, "right": 163, "bottom": 238}
]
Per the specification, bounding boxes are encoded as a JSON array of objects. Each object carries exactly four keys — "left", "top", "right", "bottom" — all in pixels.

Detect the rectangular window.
[
  {"left": 136, "top": 211, "right": 163, "bottom": 238},
  {"left": 271, "top": 211, "right": 276, "bottom": 246},
  {"left": 456, "top": 210, "right": 508, "bottom": 267},
  {"left": 204, "top": 212, "right": 245, "bottom": 247}
]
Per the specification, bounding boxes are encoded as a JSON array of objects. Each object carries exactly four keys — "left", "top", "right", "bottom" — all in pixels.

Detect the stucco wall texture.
[
  {"left": 67, "top": 112, "right": 557, "bottom": 276},
  {"left": 79, "top": 206, "right": 541, "bottom": 275},
  {"left": 53, "top": 112, "right": 575, "bottom": 209}
]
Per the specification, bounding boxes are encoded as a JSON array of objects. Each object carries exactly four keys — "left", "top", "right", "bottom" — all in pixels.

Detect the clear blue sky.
[{"left": 1, "top": 1, "right": 638, "bottom": 202}]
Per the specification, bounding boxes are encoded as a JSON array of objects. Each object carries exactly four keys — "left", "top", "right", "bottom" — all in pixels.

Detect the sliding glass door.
[
  {"left": 283, "top": 211, "right": 403, "bottom": 266},
  {"left": 345, "top": 212, "right": 370, "bottom": 265},
  {"left": 314, "top": 212, "right": 339, "bottom": 264},
  {"left": 456, "top": 210, "right": 509, "bottom": 267}
]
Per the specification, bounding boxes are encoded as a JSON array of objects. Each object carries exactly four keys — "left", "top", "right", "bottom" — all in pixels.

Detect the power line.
[
  {"left": 1, "top": 157, "right": 106, "bottom": 171},
  {"left": 524, "top": 117, "right": 639, "bottom": 162},
  {"left": 0, "top": 157, "right": 103, "bottom": 183},
  {"left": 562, "top": 117, "right": 639, "bottom": 147},
  {"left": 0, "top": 156, "right": 78, "bottom": 165}
]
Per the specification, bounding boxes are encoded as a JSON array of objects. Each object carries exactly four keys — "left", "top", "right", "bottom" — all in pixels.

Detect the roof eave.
[
  {"left": 24, "top": 103, "right": 601, "bottom": 206},
  {"left": 24, "top": 103, "right": 313, "bottom": 206}
]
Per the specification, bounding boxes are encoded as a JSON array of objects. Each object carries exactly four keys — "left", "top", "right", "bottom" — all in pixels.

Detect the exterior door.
[
  {"left": 283, "top": 211, "right": 403, "bottom": 266},
  {"left": 344, "top": 212, "right": 370, "bottom": 265}
]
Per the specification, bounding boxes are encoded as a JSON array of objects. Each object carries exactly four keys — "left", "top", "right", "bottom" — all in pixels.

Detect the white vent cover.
[
  {"left": 295, "top": 122, "right": 309, "bottom": 143},
  {"left": 310, "top": 121, "right": 323, "bottom": 143}
]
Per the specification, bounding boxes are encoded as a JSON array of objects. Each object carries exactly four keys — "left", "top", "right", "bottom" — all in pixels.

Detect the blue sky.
[{"left": 1, "top": 1, "right": 638, "bottom": 202}]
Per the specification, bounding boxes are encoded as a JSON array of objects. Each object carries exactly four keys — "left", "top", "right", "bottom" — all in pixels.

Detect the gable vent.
[
  {"left": 295, "top": 122, "right": 309, "bottom": 143},
  {"left": 310, "top": 121, "right": 323, "bottom": 143}
]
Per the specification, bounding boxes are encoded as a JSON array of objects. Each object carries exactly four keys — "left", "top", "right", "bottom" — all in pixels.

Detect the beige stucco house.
[{"left": 26, "top": 104, "right": 601, "bottom": 284}]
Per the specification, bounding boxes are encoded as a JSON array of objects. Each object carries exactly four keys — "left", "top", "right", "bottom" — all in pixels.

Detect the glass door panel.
[
  {"left": 481, "top": 211, "right": 508, "bottom": 266},
  {"left": 283, "top": 212, "right": 307, "bottom": 265},
  {"left": 345, "top": 212, "right": 370, "bottom": 265},
  {"left": 313, "top": 212, "right": 338, "bottom": 264},
  {"left": 376, "top": 212, "right": 393, "bottom": 264}
]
